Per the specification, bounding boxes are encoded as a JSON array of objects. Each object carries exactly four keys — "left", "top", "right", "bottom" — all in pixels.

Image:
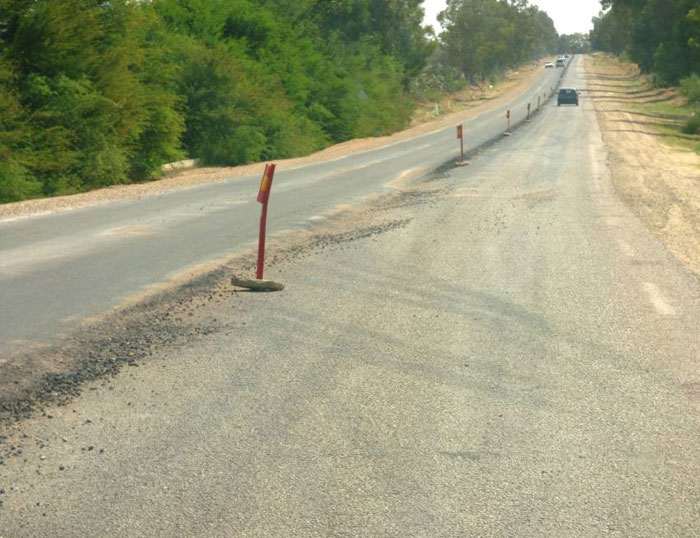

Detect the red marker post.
[
  {"left": 506, "top": 109, "right": 511, "bottom": 132},
  {"left": 256, "top": 163, "right": 276, "bottom": 280},
  {"left": 457, "top": 124, "right": 464, "bottom": 162}
]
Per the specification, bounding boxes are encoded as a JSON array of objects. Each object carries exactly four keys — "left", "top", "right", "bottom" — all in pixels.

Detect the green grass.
[
  {"left": 591, "top": 54, "right": 700, "bottom": 154},
  {"left": 579, "top": 54, "right": 699, "bottom": 154},
  {"left": 630, "top": 100, "right": 700, "bottom": 154}
]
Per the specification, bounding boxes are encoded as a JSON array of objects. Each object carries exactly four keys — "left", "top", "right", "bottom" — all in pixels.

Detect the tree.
[
  {"left": 438, "top": 0, "right": 557, "bottom": 83},
  {"left": 1, "top": 0, "right": 434, "bottom": 203},
  {"left": 559, "top": 34, "right": 592, "bottom": 54},
  {"left": 592, "top": 0, "right": 700, "bottom": 83},
  {"left": 0, "top": 54, "right": 39, "bottom": 202}
]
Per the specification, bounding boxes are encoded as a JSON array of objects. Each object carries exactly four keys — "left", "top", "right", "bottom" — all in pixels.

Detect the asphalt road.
[
  {"left": 0, "top": 63, "right": 564, "bottom": 357},
  {"left": 2, "top": 56, "right": 700, "bottom": 536}
]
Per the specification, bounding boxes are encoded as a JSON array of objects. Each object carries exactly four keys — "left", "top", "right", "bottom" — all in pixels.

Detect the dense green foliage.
[
  {"left": 683, "top": 111, "right": 700, "bottom": 134},
  {"left": 1, "top": 0, "right": 560, "bottom": 204},
  {"left": 437, "top": 0, "right": 558, "bottom": 83},
  {"left": 591, "top": 0, "right": 700, "bottom": 84},
  {"left": 0, "top": 0, "right": 432, "bottom": 202},
  {"left": 680, "top": 73, "right": 700, "bottom": 102},
  {"left": 410, "top": 47, "right": 468, "bottom": 102}
]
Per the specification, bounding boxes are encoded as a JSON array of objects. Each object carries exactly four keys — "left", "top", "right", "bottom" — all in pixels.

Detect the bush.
[
  {"left": 680, "top": 74, "right": 700, "bottom": 104},
  {"left": 0, "top": 161, "right": 42, "bottom": 203},
  {"left": 682, "top": 112, "right": 700, "bottom": 135},
  {"left": 1, "top": 0, "right": 431, "bottom": 202}
]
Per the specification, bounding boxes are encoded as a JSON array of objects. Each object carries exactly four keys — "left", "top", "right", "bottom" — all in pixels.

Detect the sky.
[{"left": 423, "top": 0, "right": 604, "bottom": 36}]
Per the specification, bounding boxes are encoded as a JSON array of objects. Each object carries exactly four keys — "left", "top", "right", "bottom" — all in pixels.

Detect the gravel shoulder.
[
  {"left": 586, "top": 54, "right": 700, "bottom": 278},
  {"left": 0, "top": 61, "right": 547, "bottom": 222}
]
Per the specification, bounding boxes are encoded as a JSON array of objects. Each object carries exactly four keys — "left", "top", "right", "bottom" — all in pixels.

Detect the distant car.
[
  {"left": 556, "top": 58, "right": 566, "bottom": 68},
  {"left": 557, "top": 87, "right": 579, "bottom": 106},
  {"left": 544, "top": 62, "right": 554, "bottom": 69}
]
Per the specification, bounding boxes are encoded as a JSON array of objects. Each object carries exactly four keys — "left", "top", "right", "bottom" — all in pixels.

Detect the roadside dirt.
[
  {"left": 0, "top": 60, "right": 547, "bottom": 221},
  {"left": 585, "top": 55, "right": 700, "bottom": 278}
]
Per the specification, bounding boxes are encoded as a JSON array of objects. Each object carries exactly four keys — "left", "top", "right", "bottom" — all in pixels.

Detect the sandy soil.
[
  {"left": 586, "top": 55, "right": 700, "bottom": 278},
  {"left": 0, "top": 60, "right": 548, "bottom": 221}
]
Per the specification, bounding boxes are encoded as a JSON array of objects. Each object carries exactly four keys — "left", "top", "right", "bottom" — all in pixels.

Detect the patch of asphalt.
[
  {"left": 0, "top": 182, "right": 445, "bottom": 437},
  {"left": 3, "top": 81, "right": 569, "bottom": 436},
  {"left": 0, "top": 272, "right": 228, "bottom": 427},
  {"left": 0, "top": 118, "right": 543, "bottom": 458},
  {"left": 1, "top": 114, "right": 551, "bottom": 440}
]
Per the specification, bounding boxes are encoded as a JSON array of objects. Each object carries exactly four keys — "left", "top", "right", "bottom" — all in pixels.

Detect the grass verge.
[{"left": 588, "top": 54, "right": 700, "bottom": 155}]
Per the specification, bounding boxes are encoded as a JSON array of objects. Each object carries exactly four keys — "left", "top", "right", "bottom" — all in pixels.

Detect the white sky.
[{"left": 423, "top": 0, "right": 604, "bottom": 36}]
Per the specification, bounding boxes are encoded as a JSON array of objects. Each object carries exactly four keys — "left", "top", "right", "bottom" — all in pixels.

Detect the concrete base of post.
[
  {"left": 231, "top": 276, "right": 285, "bottom": 292},
  {"left": 455, "top": 160, "right": 470, "bottom": 167}
]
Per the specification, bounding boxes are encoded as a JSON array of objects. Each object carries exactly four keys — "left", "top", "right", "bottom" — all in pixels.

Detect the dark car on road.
[{"left": 557, "top": 88, "right": 579, "bottom": 106}]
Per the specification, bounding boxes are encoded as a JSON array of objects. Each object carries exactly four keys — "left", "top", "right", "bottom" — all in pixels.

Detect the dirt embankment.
[
  {"left": 0, "top": 61, "right": 547, "bottom": 222},
  {"left": 586, "top": 55, "right": 700, "bottom": 278}
]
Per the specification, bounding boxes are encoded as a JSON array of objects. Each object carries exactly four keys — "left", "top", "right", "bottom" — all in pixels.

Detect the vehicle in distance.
[
  {"left": 544, "top": 62, "right": 554, "bottom": 68},
  {"left": 557, "top": 87, "right": 579, "bottom": 106},
  {"left": 556, "top": 57, "right": 566, "bottom": 68}
]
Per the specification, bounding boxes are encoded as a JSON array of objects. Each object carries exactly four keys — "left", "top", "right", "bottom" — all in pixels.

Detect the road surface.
[
  {"left": 0, "top": 65, "right": 563, "bottom": 357},
  {"left": 1, "top": 56, "right": 700, "bottom": 536}
]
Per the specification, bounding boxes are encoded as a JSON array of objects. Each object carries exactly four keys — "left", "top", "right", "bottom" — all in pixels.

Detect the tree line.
[
  {"left": 437, "top": 0, "right": 558, "bottom": 83},
  {"left": 591, "top": 0, "right": 700, "bottom": 84},
  {"left": 0, "top": 0, "right": 559, "bottom": 204}
]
